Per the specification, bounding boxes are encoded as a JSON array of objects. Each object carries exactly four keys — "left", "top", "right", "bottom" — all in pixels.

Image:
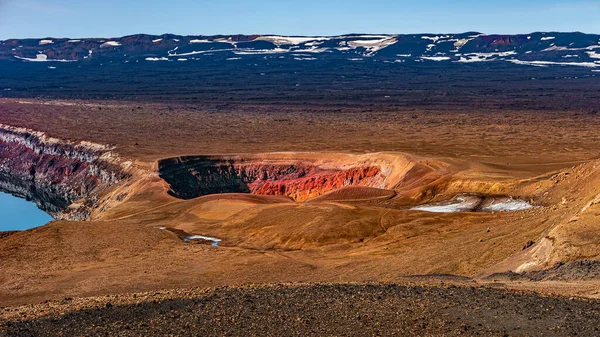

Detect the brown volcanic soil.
[
  {"left": 4, "top": 97, "right": 600, "bottom": 335},
  {"left": 0, "top": 192, "right": 551, "bottom": 306},
  {"left": 3, "top": 283, "right": 600, "bottom": 337},
  {"left": 0, "top": 98, "right": 599, "bottom": 172}
]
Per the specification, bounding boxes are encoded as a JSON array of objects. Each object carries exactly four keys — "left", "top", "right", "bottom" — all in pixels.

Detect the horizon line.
[{"left": 2, "top": 31, "right": 599, "bottom": 41}]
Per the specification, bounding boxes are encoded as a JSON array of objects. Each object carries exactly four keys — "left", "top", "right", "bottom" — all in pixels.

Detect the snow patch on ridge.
[
  {"left": 421, "top": 35, "right": 450, "bottom": 43},
  {"left": 453, "top": 38, "right": 471, "bottom": 50},
  {"left": 456, "top": 51, "right": 517, "bottom": 63},
  {"left": 257, "top": 35, "right": 331, "bottom": 46},
  {"left": 14, "top": 54, "right": 74, "bottom": 62},
  {"left": 345, "top": 36, "right": 397, "bottom": 55},
  {"left": 100, "top": 41, "right": 122, "bottom": 48},
  {"left": 507, "top": 59, "right": 599, "bottom": 68}
]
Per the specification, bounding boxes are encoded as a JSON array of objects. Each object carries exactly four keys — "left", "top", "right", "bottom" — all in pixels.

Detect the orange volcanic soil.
[{"left": 2, "top": 98, "right": 600, "bottom": 308}]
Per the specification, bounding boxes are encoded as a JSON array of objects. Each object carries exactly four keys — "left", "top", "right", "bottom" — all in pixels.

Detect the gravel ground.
[
  {"left": 487, "top": 260, "right": 600, "bottom": 282},
  {"left": 2, "top": 283, "right": 600, "bottom": 336}
]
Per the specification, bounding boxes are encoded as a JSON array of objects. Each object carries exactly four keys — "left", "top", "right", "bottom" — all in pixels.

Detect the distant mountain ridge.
[{"left": 1, "top": 32, "right": 600, "bottom": 68}]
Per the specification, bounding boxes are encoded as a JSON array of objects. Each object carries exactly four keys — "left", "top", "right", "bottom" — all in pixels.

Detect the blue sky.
[{"left": 0, "top": 0, "right": 599, "bottom": 39}]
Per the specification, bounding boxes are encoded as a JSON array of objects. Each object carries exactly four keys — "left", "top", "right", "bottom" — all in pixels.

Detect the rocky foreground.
[{"left": 2, "top": 283, "right": 600, "bottom": 336}]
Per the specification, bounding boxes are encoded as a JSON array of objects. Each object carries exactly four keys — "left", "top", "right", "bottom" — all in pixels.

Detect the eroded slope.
[{"left": 0, "top": 124, "right": 128, "bottom": 220}]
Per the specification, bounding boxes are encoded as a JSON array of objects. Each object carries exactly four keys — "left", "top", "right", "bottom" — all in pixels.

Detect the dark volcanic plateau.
[{"left": 1, "top": 32, "right": 600, "bottom": 111}]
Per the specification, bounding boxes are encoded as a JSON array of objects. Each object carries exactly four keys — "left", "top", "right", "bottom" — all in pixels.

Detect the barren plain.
[{"left": 2, "top": 79, "right": 600, "bottom": 334}]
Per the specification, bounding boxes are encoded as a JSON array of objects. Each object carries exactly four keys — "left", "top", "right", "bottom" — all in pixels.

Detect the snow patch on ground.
[
  {"left": 479, "top": 199, "right": 533, "bottom": 212},
  {"left": 190, "top": 39, "right": 211, "bottom": 43},
  {"left": 507, "top": 59, "right": 599, "bottom": 68},
  {"left": 145, "top": 57, "right": 169, "bottom": 61},
  {"left": 14, "top": 54, "right": 74, "bottom": 62},
  {"left": 542, "top": 45, "right": 600, "bottom": 52},
  {"left": 420, "top": 34, "right": 484, "bottom": 52},
  {"left": 421, "top": 56, "right": 450, "bottom": 61},
  {"left": 542, "top": 45, "right": 567, "bottom": 52},
  {"left": 232, "top": 48, "right": 290, "bottom": 55},
  {"left": 515, "top": 262, "right": 539, "bottom": 273},
  {"left": 412, "top": 196, "right": 481, "bottom": 213},
  {"left": 152, "top": 38, "right": 163, "bottom": 43},
  {"left": 587, "top": 51, "right": 600, "bottom": 59},
  {"left": 541, "top": 36, "right": 556, "bottom": 41},
  {"left": 25, "top": 54, "right": 47, "bottom": 61},
  {"left": 67, "top": 40, "right": 81, "bottom": 43},
  {"left": 167, "top": 46, "right": 179, "bottom": 55},
  {"left": 39, "top": 40, "right": 53, "bottom": 45},
  {"left": 171, "top": 48, "right": 231, "bottom": 56},
  {"left": 412, "top": 195, "right": 534, "bottom": 213},
  {"left": 184, "top": 235, "right": 221, "bottom": 247},
  {"left": 291, "top": 47, "right": 329, "bottom": 53},
  {"left": 100, "top": 41, "right": 122, "bottom": 48}
]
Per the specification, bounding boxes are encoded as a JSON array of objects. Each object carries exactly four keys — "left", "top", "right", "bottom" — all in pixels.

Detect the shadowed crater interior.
[{"left": 158, "top": 155, "right": 383, "bottom": 202}]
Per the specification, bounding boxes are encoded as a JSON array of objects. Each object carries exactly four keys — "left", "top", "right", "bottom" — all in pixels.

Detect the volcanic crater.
[{"left": 158, "top": 155, "right": 392, "bottom": 202}]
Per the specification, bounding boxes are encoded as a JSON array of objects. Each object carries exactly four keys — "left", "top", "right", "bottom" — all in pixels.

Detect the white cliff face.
[{"left": 0, "top": 124, "right": 127, "bottom": 220}]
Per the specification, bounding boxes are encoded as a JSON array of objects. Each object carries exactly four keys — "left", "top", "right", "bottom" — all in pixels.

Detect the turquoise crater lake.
[{"left": 0, "top": 192, "right": 53, "bottom": 231}]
